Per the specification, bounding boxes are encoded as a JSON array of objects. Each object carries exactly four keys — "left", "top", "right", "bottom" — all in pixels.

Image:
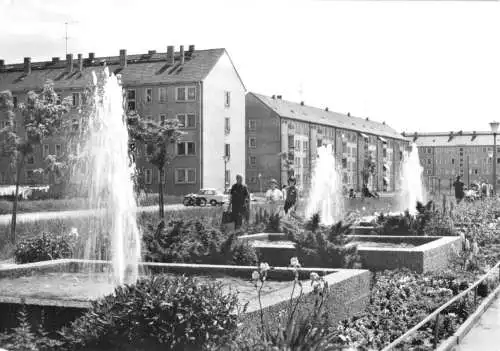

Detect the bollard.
[{"left": 433, "top": 312, "right": 441, "bottom": 349}]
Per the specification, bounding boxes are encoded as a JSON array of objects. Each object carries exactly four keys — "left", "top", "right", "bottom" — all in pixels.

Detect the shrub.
[
  {"left": 59, "top": 275, "right": 240, "bottom": 351},
  {"left": 288, "top": 220, "right": 360, "bottom": 269},
  {"left": 143, "top": 219, "right": 258, "bottom": 265},
  {"left": 14, "top": 232, "right": 74, "bottom": 264},
  {"left": 0, "top": 304, "right": 62, "bottom": 351}
]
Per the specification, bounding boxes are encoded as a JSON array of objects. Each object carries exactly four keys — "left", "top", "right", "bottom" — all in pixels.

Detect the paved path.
[
  {"left": 457, "top": 295, "right": 500, "bottom": 351},
  {"left": 0, "top": 203, "right": 188, "bottom": 225}
]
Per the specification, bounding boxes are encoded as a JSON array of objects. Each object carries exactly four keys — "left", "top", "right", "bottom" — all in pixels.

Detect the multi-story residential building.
[
  {"left": 410, "top": 131, "right": 500, "bottom": 192},
  {"left": 0, "top": 45, "right": 246, "bottom": 195},
  {"left": 246, "top": 93, "right": 409, "bottom": 193}
]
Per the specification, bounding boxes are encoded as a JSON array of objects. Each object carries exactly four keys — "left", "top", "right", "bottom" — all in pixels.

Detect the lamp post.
[
  {"left": 223, "top": 155, "right": 229, "bottom": 193},
  {"left": 490, "top": 121, "right": 499, "bottom": 196},
  {"left": 258, "top": 173, "right": 262, "bottom": 194}
]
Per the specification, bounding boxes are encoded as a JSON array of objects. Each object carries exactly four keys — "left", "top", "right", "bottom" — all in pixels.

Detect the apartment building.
[
  {"left": 410, "top": 132, "right": 500, "bottom": 192},
  {"left": 0, "top": 45, "right": 246, "bottom": 195},
  {"left": 246, "top": 93, "right": 409, "bottom": 193}
]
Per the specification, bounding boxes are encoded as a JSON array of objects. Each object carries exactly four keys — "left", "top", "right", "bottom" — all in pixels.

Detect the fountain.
[
  {"left": 75, "top": 68, "right": 142, "bottom": 287},
  {"left": 399, "top": 142, "right": 425, "bottom": 215},
  {"left": 305, "top": 144, "right": 344, "bottom": 225}
]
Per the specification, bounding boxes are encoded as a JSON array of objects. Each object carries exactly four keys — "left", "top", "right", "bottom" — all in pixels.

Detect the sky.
[{"left": 1, "top": 0, "right": 500, "bottom": 134}]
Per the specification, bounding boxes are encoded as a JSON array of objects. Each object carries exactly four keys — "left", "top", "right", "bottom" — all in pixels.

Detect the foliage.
[
  {"left": 142, "top": 219, "right": 258, "bottom": 265},
  {"left": 14, "top": 232, "right": 74, "bottom": 264},
  {"left": 0, "top": 304, "right": 63, "bottom": 351},
  {"left": 58, "top": 275, "right": 240, "bottom": 351},
  {"left": 128, "top": 113, "right": 183, "bottom": 218},
  {"left": 376, "top": 200, "right": 438, "bottom": 236},
  {"left": 287, "top": 220, "right": 360, "bottom": 268}
]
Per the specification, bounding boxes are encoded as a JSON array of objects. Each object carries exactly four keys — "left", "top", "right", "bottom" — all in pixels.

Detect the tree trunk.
[
  {"left": 158, "top": 168, "right": 164, "bottom": 218},
  {"left": 10, "top": 157, "right": 24, "bottom": 245}
]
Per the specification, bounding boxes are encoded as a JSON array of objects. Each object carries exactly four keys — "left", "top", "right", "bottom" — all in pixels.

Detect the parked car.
[{"left": 183, "top": 188, "right": 229, "bottom": 207}]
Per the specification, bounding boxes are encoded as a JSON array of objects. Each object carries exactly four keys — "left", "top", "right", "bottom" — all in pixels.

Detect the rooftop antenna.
[
  {"left": 63, "top": 21, "right": 78, "bottom": 56},
  {"left": 298, "top": 81, "right": 304, "bottom": 101}
]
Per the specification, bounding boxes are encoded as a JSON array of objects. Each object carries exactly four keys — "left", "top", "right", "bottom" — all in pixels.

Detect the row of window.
[{"left": 139, "top": 168, "right": 196, "bottom": 185}]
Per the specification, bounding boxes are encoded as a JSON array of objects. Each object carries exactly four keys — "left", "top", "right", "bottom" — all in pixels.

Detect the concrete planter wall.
[{"left": 0, "top": 259, "right": 371, "bottom": 332}]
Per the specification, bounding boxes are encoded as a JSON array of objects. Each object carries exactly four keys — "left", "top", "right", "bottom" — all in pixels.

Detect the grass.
[{"left": 0, "top": 194, "right": 183, "bottom": 215}]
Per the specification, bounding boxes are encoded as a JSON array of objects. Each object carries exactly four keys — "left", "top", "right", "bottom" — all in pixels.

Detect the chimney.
[
  {"left": 188, "top": 45, "right": 195, "bottom": 52},
  {"left": 325, "top": 107, "right": 329, "bottom": 111},
  {"left": 167, "top": 46, "right": 174, "bottom": 65},
  {"left": 119, "top": 49, "right": 127, "bottom": 67},
  {"left": 277, "top": 95, "right": 282, "bottom": 100},
  {"left": 271, "top": 95, "right": 276, "bottom": 99},
  {"left": 300, "top": 101, "right": 304, "bottom": 106},
  {"left": 382, "top": 121, "right": 386, "bottom": 125},
  {"left": 88, "top": 52, "right": 95, "bottom": 60},
  {"left": 0, "top": 59, "right": 4, "bottom": 71},
  {"left": 52, "top": 57, "right": 60, "bottom": 63},
  {"left": 66, "top": 54, "right": 73, "bottom": 73},
  {"left": 347, "top": 112, "right": 351, "bottom": 117},
  {"left": 180, "top": 45, "right": 185, "bottom": 64},
  {"left": 77, "top": 54, "right": 83, "bottom": 71},
  {"left": 366, "top": 117, "right": 369, "bottom": 121},
  {"left": 24, "top": 57, "right": 31, "bottom": 75}
]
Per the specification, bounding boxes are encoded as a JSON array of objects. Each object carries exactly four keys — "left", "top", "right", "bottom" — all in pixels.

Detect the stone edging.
[{"left": 436, "top": 282, "right": 500, "bottom": 351}]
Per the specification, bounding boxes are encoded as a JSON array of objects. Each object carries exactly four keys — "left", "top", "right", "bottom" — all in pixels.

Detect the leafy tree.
[
  {"left": 128, "top": 114, "right": 183, "bottom": 218},
  {"left": 0, "top": 82, "right": 71, "bottom": 243},
  {"left": 361, "top": 155, "right": 376, "bottom": 189}
]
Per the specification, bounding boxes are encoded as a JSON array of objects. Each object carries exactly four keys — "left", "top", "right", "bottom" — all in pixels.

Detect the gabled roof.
[
  {"left": 412, "top": 132, "right": 500, "bottom": 147},
  {"left": 0, "top": 48, "right": 226, "bottom": 92},
  {"left": 250, "top": 92, "right": 407, "bottom": 141}
]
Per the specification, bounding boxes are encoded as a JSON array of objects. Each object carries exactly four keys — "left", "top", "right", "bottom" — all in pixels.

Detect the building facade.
[
  {"left": 410, "top": 132, "right": 500, "bottom": 192},
  {"left": 0, "top": 46, "right": 246, "bottom": 195},
  {"left": 246, "top": 93, "right": 409, "bottom": 193}
]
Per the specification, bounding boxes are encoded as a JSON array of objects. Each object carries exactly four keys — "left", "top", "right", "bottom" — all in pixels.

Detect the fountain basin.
[
  {"left": 0, "top": 259, "right": 370, "bottom": 333},
  {"left": 239, "top": 233, "right": 298, "bottom": 266},
  {"left": 351, "top": 235, "right": 462, "bottom": 273}
]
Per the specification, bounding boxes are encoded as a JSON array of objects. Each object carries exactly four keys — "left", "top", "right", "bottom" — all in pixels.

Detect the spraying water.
[
  {"left": 305, "top": 144, "right": 344, "bottom": 225},
  {"left": 399, "top": 143, "right": 425, "bottom": 215},
  {"left": 75, "top": 68, "right": 142, "bottom": 287}
]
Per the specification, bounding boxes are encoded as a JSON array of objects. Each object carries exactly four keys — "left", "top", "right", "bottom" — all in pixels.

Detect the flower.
[
  {"left": 251, "top": 271, "right": 260, "bottom": 281},
  {"left": 310, "top": 272, "right": 320, "bottom": 282},
  {"left": 290, "top": 257, "right": 301, "bottom": 268},
  {"left": 259, "top": 262, "right": 270, "bottom": 273}
]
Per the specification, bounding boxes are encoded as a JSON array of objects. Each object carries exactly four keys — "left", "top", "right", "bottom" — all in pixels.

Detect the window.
[
  {"left": 249, "top": 120, "right": 257, "bottom": 131},
  {"left": 127, "top": 89, "right": 136, "bottom": 111},
  {"left": 145, "top": 88, "right": 153, "bottom": 104},
  {"left": 224, "top": 91, "right": 231, "bottom": 107},
  {"left": 295, "top": 140, "right": 301, "bottom": 152},
  {"left": 72, "top": 92, "right": 80, "bottom": 107},
  {"left": 177, "top": 114, "right": 196, "bottom": 128},
  {"left": 42, "top": 144, "right": 49, "bottom": 158},
  {"left": 55, "top": 144, "right": 62, "bottom": 157},
  {"left": 145, "top": 169, "right": 153, "bottom": 184},
  {"left": 452, "top": 159, "right": 455, "bottom": 165},
  {"left": 146, "top": 143, "right": 153, "bottom": 156},
  {"left": 175, "top": 168, "right": 196, "bottom": 184},
  {"left": 225, "top": 117, "right": 230, "bottom": 134},
  {"left": 427, "top": 159, "right": 431, "bottom": 165},
  {"left": 249, "top": 137, "right": 257, "bottom": 149},
  {"left": 158, "top": 169, "right": 166, "bottom": 183},
  {"left": 25, "top": 170, "right": 34, "bottom": 182},
  {"left": 72, "top": 119, "right": 79, "bottom": 132},
  {"left": 176, "top": 87, "right": 196, "bottom": 101},
  {"left": 12, "top": 96, "right": 18, "bottom": 108},
  {"left": 342, "top": 158, "right": 347, "bottom": 169},
  {"left": 27, "top": 155, "right": 34, "bottom": 164},
  {"left": 0, "top": 120, "right": 5, "bottom": 129},
  {"left": 177, "top": 142, "right": 196, "bottom": 156},
  {"left": 159, "top": 115, "right": 167, "bottom": 124},
  {"left": 250, "top": 156, "right": 257, "bottom": 166},
  {"left": 225, "top": 143, "right": 230, "bottom": 158},
  {"left": 303, "top": 141, "right": 309, "bottom": 152},
  {"left": 288, "top": 135, "right": 294, "bottom": 149},
  {"left": 317, "top": 139, "right": 323, "bottom": 148},
  {"left": 159, "top": 87, "right": 168, "bottom": 103}
]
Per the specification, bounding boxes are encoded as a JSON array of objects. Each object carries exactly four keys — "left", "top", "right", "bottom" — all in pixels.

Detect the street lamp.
[
  {"left": 223, "top": 155, "right": 230, "bottom": 193},
  {"left": 490, "top": 121, "right": 499, "bottom": 196},
  {"left": 258, "top": 173, "right": 262, "bottom": 194}
]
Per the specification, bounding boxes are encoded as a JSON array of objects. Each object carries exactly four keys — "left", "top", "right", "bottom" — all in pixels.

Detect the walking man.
[
  {"left": 229, "top": 174, "right": 250, "bottom": 230},
  {"left": 453, "top": 175, "right": 465, "bottom": 204}
]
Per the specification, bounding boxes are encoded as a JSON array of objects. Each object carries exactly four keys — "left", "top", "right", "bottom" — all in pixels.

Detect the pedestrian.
[
  {"left": 284, "top": 176, "right": 298, "bottom": 216},
  {"left": 453, "top": 175, "right": 465, "bottom": 204},
  {"left": 266, "top": 179, "right": 284, "bottom": 216},
  {"left": 228, "top": 174, "right": 250, "bottom": 230}
]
